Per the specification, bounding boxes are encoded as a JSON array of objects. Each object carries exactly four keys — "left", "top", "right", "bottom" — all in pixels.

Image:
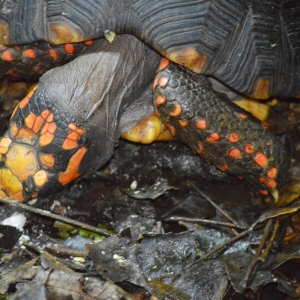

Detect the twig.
[
  {"left": 165, "top": 216, "right": 247, "bottom": 230},
  {"left": 187, "top": 180, "right": 241, "bottom": 228},
  {"left": 241, "top": 219, "right": 273, "bottom": 287},
  {"left": 0, "top": 197, "right": 112, "bottom": 237}
]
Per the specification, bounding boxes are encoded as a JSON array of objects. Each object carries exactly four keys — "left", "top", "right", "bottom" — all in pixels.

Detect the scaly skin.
[{"left": 153, "top": 59, "right": 289, "bottom": 198}]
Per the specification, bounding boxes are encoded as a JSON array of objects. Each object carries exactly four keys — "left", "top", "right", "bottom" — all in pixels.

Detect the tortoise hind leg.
[{"left": 153, "top": 59, "right": 289, "bottom": 199}]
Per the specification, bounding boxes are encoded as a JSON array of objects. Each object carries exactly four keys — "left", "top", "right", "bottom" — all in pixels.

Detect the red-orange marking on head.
[
  {"left": 25, "top": 113, "right": 37, "bottom": 129},
  {"left": 196, "top": 119, "right": 207, "bottom": 130},
  {"left": 259, "top": 177, "right": 265, "bottom": 182},
  {"left": 58, "top": 147, "right": 87, "bottom": 185},
  {"left": 207, "top": 133, "right": 220, "bottom": 143},
  {"left": 229, "top": 133, "right": 239, "bottom": 143},
  {"left": 178, "top": 119, "right": 189, "bottom": 127},
  {"left": 198, "top": 142, "right": 204, "bottom": 154},
  {"left": 267, "top": 167, "right": 277, "bottom": 179},
  {"left": 158, "top": 58, "right": 170, "bottom": 70},
  {"left": 1, "top": 49, "right": 14, "bottom": 61},
  {"left": 217, "top": 164, "right": 228, "bottom": 172},
  {"left": 228, "top": 148, "right": 242, "bottom": 159},
  {"left": 244, "top": 144, "right": 254, "bottom": 154},
  {"left": 49, "top": 49, "right": 59, "bottom": 60},
  {"left": 13, "top": 45, "right": 20, "bottom": 50},
  {"left": 254, "top": 152, "right": 268, "bottom": 168},
  {"left": 41, "top": 110, "right": 51, "bottom": 120},
  {"left": 266, "top": 142, "right": 271, "bottom": 146},
  {"left": 22, "top": 48, "right": 36, "bottom": 59},
  {"left": 158, "top": 77, "right": 169, "bottom": 88},
  {"left": 170, "top": 104, "right": 182, "bottom": 117},
  {"left": 238, "top": 113, "right": 248, "bottom": 120},
  {"left": 32, "top": 116, "right": 44, "bottom": 133},
  {"left": 83, "top": 40, "right": 94, "bottom": 46},
  {"left": 19, "top": 86, "right": 37, "bottom": 109},
  {"left": 265, "top": 179, "right": 276, "bottom": 188},
  {"left": 64, "top": 43, "right": 74, "bottom": 54},
  {"left": 152, "top": 75, "right": 159, "bottom": 90},
  {"left": 155, "top": 95, "right": 166, "bottom": 105}
]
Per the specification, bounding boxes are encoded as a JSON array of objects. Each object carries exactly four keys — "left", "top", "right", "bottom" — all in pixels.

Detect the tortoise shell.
[{"left": 0, "top": 0, "right": 299, "bottom": 98}]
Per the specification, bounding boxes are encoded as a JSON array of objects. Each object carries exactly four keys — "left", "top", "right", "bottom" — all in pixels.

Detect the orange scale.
[
  {"left": 195, "top": 119, "right": 207, "bottom": 130},
  {"left": 22, "top": 48, "right": 36, "bottom": 59},
  {"left": 64, "top": 43, "right": 74, "bottom": 54},
  {"left": 158, "top": 77, "right": 169, "bottom": 88},
  {"left": 58, "top": 147, "right": 87, "bottom": 185},
  {"left": 197, "top": 142, "right": 204, "bottom": 154},
  {"left": 265, "top": 179, "right": 276, "bottom": 188},
  {"left": 10, "top": 103, "right": 20, "bottom": 119},
  {"left": 41, "top": 123, "right": 49, "bottom": 135},
  {"left": 76, "top": 128, "right": 85, "bottom": 135},
  {"left": 62, "top": 139, "right": 78, "bottom": 150},
  {"left": 39, "top": 132, "right": 54, "bottom": 146},
  {"left": 228, "top": 148, "right": 242, "bottom": 159},
  {"left": 25, "top": 113, "right": 37, "bottom": 129},
  {"left": 16, "top": 128, "right": 36, "bottom": 141},
  {"left": 217, "top": 164, "right": 228, "bottom": 172},
  {"left": 259, "top": 189, "right": 269, "bottom": 196},
  {"left": 207, "top": 133, "right": 220, "bottom": 143},
  {"left": 48, "top": 122, "right": 57, "bottom": 134},
  {"left": 152, "top": 75, "right": 159, "bottom": 90},
  {"left": 229, "top": 133, "right": 239, "bottom": 143},
  {"left": 46, "top": 113, "right": 53, "bottom": 122},
  {"left": 267, "top": 167, "right": 277, "bottom": 179},
  {"left": 83, "top": 40, "right": 94, "bottom": 46},
  {"left": 68, "top": 123, "right": 77, "bottom": 131},
  {"left": 41, "top": 110, "right": 51, "bottom": 120},
  {"left": 244, "top": 144, "right": 254, "bottom": 154},
  {"left": 254, "top": 152, "right": 268, "bottom": 168},
  {"left": 158, "top": 58, "right": 170, "bottom": 70},
  {"left": 1, "top": 50, "right": 14, "bottom": 62},
  {"left": 178, "top": 119, "right": 189, "bottom": 127},
  {"left": 170, "top": 104, "right": 182, "bottom": 117},
  {"left": 32, "top": 116, "right": 44, "bottom": 133},
  {"left": 11, "top": 123, "right": 19, "bottom": 136},
  {"left": 67, "top": 131, "right": 79, "bottom": 141},
  {"left": 155, "top": 95, "right": 166, "bottom": 105},
  {"left": 49, "top": 49, "right": 59, "bottom": 60},
  {"left": 40, "top": 153, "right": 55, "bottom": 168},
  {"left": 33, "top": 170, "right": 48, "bottom": 187}
]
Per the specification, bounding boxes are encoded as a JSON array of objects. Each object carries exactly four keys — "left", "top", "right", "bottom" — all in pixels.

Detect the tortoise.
[{"left": 0, "top": 0, "right": 298, "bottom": 201}]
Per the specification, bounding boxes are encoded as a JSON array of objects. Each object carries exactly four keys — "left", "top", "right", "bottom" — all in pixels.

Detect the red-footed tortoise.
[{"left": 0, "top": 0, "right": 299, "bottom": 201}]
